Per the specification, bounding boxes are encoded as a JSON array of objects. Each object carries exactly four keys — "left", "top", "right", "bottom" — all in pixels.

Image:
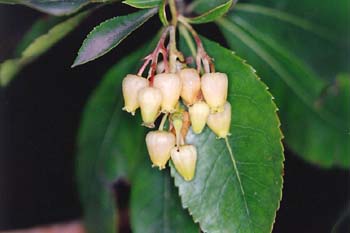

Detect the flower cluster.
[{"left": 121, "top": 27, "right": 231, "bottom": 181}]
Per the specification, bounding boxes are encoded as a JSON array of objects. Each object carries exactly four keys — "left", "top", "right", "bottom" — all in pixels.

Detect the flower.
[
  {"left": 171, "top": 145, "right": 197, "bottom": 181},
  {"left": 138, "top": 86, "right": 162, "bottom": 127},
  {"left": 122, "top": 74, "right": 149, "bottom": 115},
  {"left": 207, "top": 102, "right": 231, "bottom": 138},
  {"left": 153, "top": 73, "right": 182, "bottom": 112},
  {"left": 201, "top": 72, "right": 228, "bottom": 112},
  {"left": 146, "top": 131, "right": 176, "bottom": 169},
  {"left": 189, "top": 101, "right": 210, "bottom": 134}
]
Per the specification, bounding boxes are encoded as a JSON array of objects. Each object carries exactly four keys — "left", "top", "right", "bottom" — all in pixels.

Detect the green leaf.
[
  {"left": 0, "top": 0, "right": 107, "bottom": 16},
  {"left": 172, "top": 37, "right": 284, "bottom": 233},
  {"left": 158, "top": 0, "right": 168, "bottom": 26},
  {"left": 130, "top": 165, "right": 198, "bottom": 233},
  {"left": 0, "top": 11, "right": 89, "bottom": 87},
  {"left": 123, "top": 0, "right": 161, "bottom": 9},
  {"left": 72, "top": 8, "right": 157, "bottom": 67},
  {"left": 189, "top": 0, "right": 237, "bottom": 15},
  {"left": 250, "top": 0, "right": 350, "bottom": 34},
  {"left": 185, "top": 0, "right": 232, "bottom": 24},
  {"left": 14, "top": 17, "right": 63, "bottom": 56},
  {"left": 0, "top": 0, "right": 22, "bottom": 3},
  {"left": 77, "top": 37, "right": 197, "bottom": 232},
  {"left": 76, "top": 43, "right": 150, "bottom": 233},
  {"left": 218, "top": 9, "right": 350, "bottom": 168},
  {"left": 0, "top": 59, "right": 21, "bottom": 86},
  {"left": 232, "top": 3, "right": 349, "bottom": 80},
  {"left": 234, "top": 3, "right": 338, "bottom": 43}
]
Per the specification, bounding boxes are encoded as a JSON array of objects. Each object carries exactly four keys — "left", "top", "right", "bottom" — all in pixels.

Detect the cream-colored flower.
[
  {"left": 171, "top": 145, "right": 197, "bottom": 181},
  {"left": 189, "top": 101, "right": 210, "bottom": 134},
  {"left": 146, "top": 131, "right": 176, "bottom": 169},
  {"left": 153, "top": 73, "right": 182, "bottom": 112},
  {"left": 201, "top": 72, "right": 228, "bottom": 112},
  {"left": 138, "top": 86, "right": 162, "bottom": 128},
  {"left": 122, "top": 74, "right": 149, "bottom": 115},
  {"left": 207, "top": 102, "right": 231, "bottom": 138},
  {"left": 178, "top": 68, "right": 201, "bottom": 105}
]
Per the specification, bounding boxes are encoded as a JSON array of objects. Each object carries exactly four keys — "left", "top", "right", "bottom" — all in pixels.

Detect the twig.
[{"left": 0, "top": 220, "right": 85, "bottom": 233}]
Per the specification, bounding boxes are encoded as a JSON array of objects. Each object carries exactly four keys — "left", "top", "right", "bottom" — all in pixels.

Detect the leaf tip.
[
  {"left": 71, "top": 55, "right": 86, "bottom": 68},
  {"left": 71, "top": 60, "right": 79, "bottom": 68}
]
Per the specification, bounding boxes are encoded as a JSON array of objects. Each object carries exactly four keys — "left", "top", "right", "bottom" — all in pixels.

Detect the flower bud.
[
  {"left": 207, "top": 102, "right": 231, "bottom": 138},
  {"left": 178, "top": 68, "right": 201, "bottom": 105},
  {"left": 171, "top": 145, "right": 197, "bottom": 181},
  {"left": 189, "top": 101, "right": 210, "bottom": 134},
  {"left": 146, "top": 131, "right": 175, "bottom": 169},
  {"left": 153, "top": 73, "right": 181, "bottom": 113},
  {"left": 122, "top": 74, "right": 149, "bottom": 115},
  {"left": 138, "top": 87, "right": 162, "bottom": 127},
  {"left": 201, "top": 72, "right": 228, "bottom": 112}
]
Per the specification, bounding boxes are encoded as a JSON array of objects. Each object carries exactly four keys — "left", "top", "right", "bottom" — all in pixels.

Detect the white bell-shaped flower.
[
  {"left": 138, "top": 86, "right": 162, "bottom": 127},
  {"left": 178, "top": 68, "right": 201, "bottom": 105},
  {"left": 122, "top": 74, "right": 149, "bottom": 115},
  {"left": 146, "top": 131, "right": 176, "bottom": 169},
  {"left": 153, "top": 73, "right": 181, "bottom": 113},
  {"left": 171, "top": 145, "right": 197, "bottom": 181},
  {"left": 189, "top": 101, "right": 210, "bottom": 134},
  {"left": 201, "top": 72, "right": 228, "bottom": 112},
  {"left": 207, "top": 102, "right": 231, "bottom": 138}
]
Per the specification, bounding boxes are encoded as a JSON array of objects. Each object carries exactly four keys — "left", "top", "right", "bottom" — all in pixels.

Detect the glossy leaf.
[
  {"left": 232, "top": 3, "right": 349, "bottom": 80},
  {"left": 0, "top": 11, "right": 89, "bottom": 86},
  {"left": 123, "top": 0, "right": 161, "bottom": 9},
  {"left": 249, "top": 0, "right": 349, "bottom": 34},
  {"left": 76, "top": 43, "right": 149, "bottom": 233},
  {"left": 172, "top": 37, "right": 284, "bottom": 233},
  {"left": 72, "top": 8, "right": 157, "bottom": 67},
  {"left": 0, "top": 0, "right": 107, "bottom": 16},
  {"left": 185, "top": 0, "right": 232, "bottom": 24},
  {"left": 77, "top": 38, "right": 199, "bottom": 232},
  {"left": 189, "top": 0, "right": 237, "bottom": 14},
  {"left": 234, "top": 3, "right": 337, "bottom": 42},
  {"left": 158, "top": 0, "right": 168, "bottom": 26},
  {"left": 218, "top": 6, "right": 350, "bottom": 168},
  {"left": 130, "top": 165, "right": 198, "bottom": 233}
]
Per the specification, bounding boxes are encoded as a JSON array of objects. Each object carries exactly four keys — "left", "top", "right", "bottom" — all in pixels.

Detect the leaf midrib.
[
  {"left": 234, "top": 3, "right": 340, "bottom": 43},
  {"left": 224, "top": 137, "right": 253, "bottom": 233}
]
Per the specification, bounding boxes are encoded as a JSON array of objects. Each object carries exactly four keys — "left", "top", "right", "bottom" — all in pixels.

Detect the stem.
[
  {"left": 168, "top": 26, "right": 185, "bottom": 72},
  {"left": 168, "top": 0, "right": 178, "bottom": 26},
  {"left": 178, "top": 16, "right": 214, "bottom": 73},
  {"left": 179, "top": 24, "right": 196, "bottom": 59},
  {"left": 169, "top": 26, "right": 177, "bottom": 73},
  {"left": 159, "top": 113, "right": 168, "bottom": 131},
  {"left": 139, "top": 27, "right": 170, "bottom": 84},
  {"left": 148, "top": 27, "right": 169, "bottom": 83},
  {"left": 168, "top": 0, "right": 185, "bottom": 73},
  {"left": 171, "top": 113, "right": 183, "bottom": 147},
  {"left": 137, "top": 55, "right": 152, "bottom": 76}
]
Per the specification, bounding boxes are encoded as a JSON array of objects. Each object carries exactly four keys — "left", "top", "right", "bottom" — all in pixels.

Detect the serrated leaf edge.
[
  {"left": 186, "top": 0, "right": 233, "bottom": 24},
  {"left": 72, "top": 8, "right": 157, "bottom": 67},
  {"left": 170, "top": 39, "right": 284, "bottom": 233},
  {"left": 123, "top": 0, "right": 161, "bottom": 9}
]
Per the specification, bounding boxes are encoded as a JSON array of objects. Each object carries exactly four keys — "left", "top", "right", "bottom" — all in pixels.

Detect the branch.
[{"left": 0, "top": 220, "right": 85, "bottom": 233}]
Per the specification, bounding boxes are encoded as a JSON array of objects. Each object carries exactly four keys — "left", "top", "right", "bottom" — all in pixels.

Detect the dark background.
[{"left": 0, "top": 2, "right": 349, "bottom": 233}]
